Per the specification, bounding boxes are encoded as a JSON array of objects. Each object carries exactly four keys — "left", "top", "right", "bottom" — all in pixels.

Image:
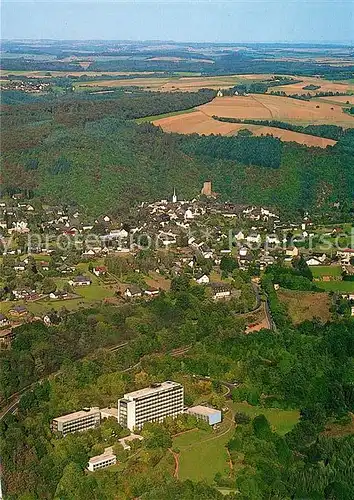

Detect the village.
[{"left": 1, "top": 181, "right": 354, "bottom": 348}]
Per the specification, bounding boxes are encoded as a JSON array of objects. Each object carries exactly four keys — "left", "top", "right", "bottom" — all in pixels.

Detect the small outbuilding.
[{"left": 186, "top": 405, "right": 222, "bottom": 426}]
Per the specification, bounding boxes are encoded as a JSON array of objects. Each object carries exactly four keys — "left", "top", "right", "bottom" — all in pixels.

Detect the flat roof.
[
  {"left": 53, "top": 407, "right": 100, "bottom": 423},
  {"left": 100, "top": 407, "right": 118, "bottom": 417},
  {"left": 123, "top": 381, "right": 182, "bottom": 400},
  {"left": 187, "top": 405, "right": 221, "bottom": 416},
  {"left": 89, "top": 453, "right": 116, "bottom": 465}
]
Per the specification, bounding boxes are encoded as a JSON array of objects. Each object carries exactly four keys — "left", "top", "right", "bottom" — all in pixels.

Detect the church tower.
[{"left": 172, "top": 188, "right": 177, "bottom": 203}]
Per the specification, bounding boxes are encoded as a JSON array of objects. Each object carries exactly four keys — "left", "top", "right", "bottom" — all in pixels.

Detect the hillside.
[{"left": 1, "top": 90, "right": 354, "bottom": 215}]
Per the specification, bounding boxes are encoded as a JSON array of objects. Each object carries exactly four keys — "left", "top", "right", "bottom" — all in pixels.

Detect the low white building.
[
  {"left": 118, "top": 433, "right": 144, "bottom": 451},
  {"left": 235, "top": 231, "right": 245, "bottom": 242},
  {"left": 196, "top": 274, "right": 210, "bottom": 285},
  {"left": 87, "top": 449, "right": 116, "bottom": 472},
  {"left": 306, "top": 257, "right": 321, "bottom": 266},
  {"left": 246, "top": 233, "right": 261, "bottom": 244},
  {"left": 186, "top": 405, "right": 222, "bottom": 426}
]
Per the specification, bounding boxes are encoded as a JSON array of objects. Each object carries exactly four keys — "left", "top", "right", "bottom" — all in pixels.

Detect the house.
[
  {"left": 93, "top": 266, "right": 107, "bottom": 277},
  {"left": 246, "top": 233, "right": 262, "bottom": 245},
  {"left": 306, "top": 257, "right": 321, "bottom": 266},
  {"left": 266, "top": 234, "right": 280, "bottom": 245},
  {"left": 39, "top": 261, "right": 49, "bottom": 271},
  {"left": 216, "top": 89, "right": 223, "bottom": 97},
  {"left": 68, "top": 275, "right": 91, "bottom": 286},
  {"left": 285, "top": 247, "right": 299, "bottom": 258},
  {"left": 0, "top": 313, "right": 10, "bottom": 328},
  {"left": 144, "top": 287, "right": 160, "bottom": 297},
  {"left": 259, "top": 255, "right": 275, "bottom": 270},
  {"left": 239, "top": 247, "right": 248, "bottom": 257},
  {"left": 8, "top": 305, "right": 29, "bottom": 317},
  {"left": 337, "top": 249, "right": 354, "bottom": 265},
  {"left": 14, "top": 264, "right": 26, "bottom": 272},
  {"left": 82, "top": 249, "right": 96, "bottom": 257},
  {"left": 158, "top": 232, "right": 177, "bottom": 247},
  {"left": 124, "top": 285, "right": 143, "bottom": 299},
  {"left": 0, "top": 328, "right": 15, "bottom": 348},
  {"left": 196, "top": 274, "right": 210, "bottom": 285},
  {"left": 210, "top": 282, "right": 232, "bottom": 300},
  {"left": 12, "top": 289, "right": 35, "bottom": 300},
  {"left": 49, "top": 290, "right": 68, "bottom": 300},
  {"left": 235, "top": 231, "right": 245, "bottom": 242},
  {"left": 118, "top": 434, "right": 144, "bottom": 451}
]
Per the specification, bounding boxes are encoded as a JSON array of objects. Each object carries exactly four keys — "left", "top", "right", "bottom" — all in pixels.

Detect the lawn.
[
  {"left": 317, "top": 281, "right": 354, "bottom": 293},
  {"left": 229, "top": 402, "right": 300, "bottom": 436},
  {"left": 173, "top": 413, "right": 235, "bottom": 483},
  {"left": 310, "top": 265, "right": 342, "bottom": 278}
]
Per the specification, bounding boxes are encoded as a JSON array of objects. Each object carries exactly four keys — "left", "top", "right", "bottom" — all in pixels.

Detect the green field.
[
  {"left": 172, "top": 402, "right": 299, "bottom": 484},
  {"left": 1, "top": 261, "right": 116, "bottom": 316},
  {"left": 135, "top": 107, "right": 196, "bottom": 124},
  {"left": 318, "top": 281, "right": 354, "bottom": 293},
  {"left": 229, "top": 402, "right": 300, "bottom": 436},
  {"left": 310, "top": 265, "right": 342, "bottom": 278},
  {"left": 173, "top": 417, "right": 234, "bottom": 483}
]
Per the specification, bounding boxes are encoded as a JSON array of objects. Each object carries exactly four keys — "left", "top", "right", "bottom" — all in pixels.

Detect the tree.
[
  {"left": 41, "top": 277, "right": 56, "bottom": 294},
  {"left": 220, "top": 255, "right": 238, "bottom": 275}
]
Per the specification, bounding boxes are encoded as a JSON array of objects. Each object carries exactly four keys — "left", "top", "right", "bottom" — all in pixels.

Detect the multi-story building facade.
[
  {"left": 87, "top": 450, "right": 116, "bottom": 472},
  {"left": 51, "top": 407, "right": 101, "bottom": 436},
  {"left": 118, "top": 381, "right": 184, "bottom": 431}
]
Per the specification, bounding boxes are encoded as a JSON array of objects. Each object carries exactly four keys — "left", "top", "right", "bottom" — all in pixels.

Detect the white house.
[
  {"left": 239, "top": 247, "right": 248, "bottom": 257},
  {"left": 196, "top": 274, "right": 210, "bottom": 285},
  {"left": 217, "top": 89, "right": 223, "bottom": 97},
  {"left": 246, "top": 233, "right": 262, "bottom": 244},
  {"left": 266, "top": 234, "right": 280, "bottom": 245},
  {"left": 93, "top": 266, "right": 107, "bottom": 277},
  {"left": 68, "top": 275, "right": 91, "bottom": 286},
  {"left": 235, "top": 231, "right": 245, "bottom": 242},
  {"left": 124, "top": 285, "right": 143, "bottom": 298},
  {"left": 306, "top": 257, "right": 321, "bottom": 266},
  {"left": 337, "top": 249, "right": 354, "bottom": 265},
  {"left": 285, "top": 247, "right": 299, "bottom": 258},
  {"left": 144, "top": 288, "right": 160, "bottom": 297},
  {"left": 184, "top": 209, "right": 194, "bottom": 220},
  {"left": 210, "top": 282, "right": 231, "bottom": 300}
]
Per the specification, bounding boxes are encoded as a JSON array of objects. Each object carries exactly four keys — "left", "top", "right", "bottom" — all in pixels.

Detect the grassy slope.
[{"left": 173, "top": 403, "right": 299, "bottom": 483}]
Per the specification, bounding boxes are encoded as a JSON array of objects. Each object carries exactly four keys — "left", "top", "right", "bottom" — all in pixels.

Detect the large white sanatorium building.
[{"left": 117, "top": 381, "right": 184, "bottom": 431}]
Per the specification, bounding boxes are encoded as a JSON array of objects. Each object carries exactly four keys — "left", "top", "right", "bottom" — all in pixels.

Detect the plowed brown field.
[
  {"left": 197, "top": 95, "right": 354, "bottom": 127},
  {"left": 153, "top": 110, "right": 336, "bottom": 148},
  {"left": 267, "top": 76, "right": 354, "bottom": 95},
  {"left": 317, "top": 95, "right": 354, "bottom": 105}
]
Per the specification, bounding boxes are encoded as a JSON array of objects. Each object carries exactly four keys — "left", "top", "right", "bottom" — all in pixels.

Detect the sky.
[{"left": 1, "top": 0, "right": 353, "bottom": 43}]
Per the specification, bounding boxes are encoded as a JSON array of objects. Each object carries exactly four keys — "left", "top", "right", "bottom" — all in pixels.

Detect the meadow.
[{"left": 277, "top": 289, "right": 332, "bottom": 324}]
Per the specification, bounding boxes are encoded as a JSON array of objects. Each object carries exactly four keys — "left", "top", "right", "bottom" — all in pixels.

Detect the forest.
[{"left": 2, "top": 49, "right": 354, "bottom": 79}]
